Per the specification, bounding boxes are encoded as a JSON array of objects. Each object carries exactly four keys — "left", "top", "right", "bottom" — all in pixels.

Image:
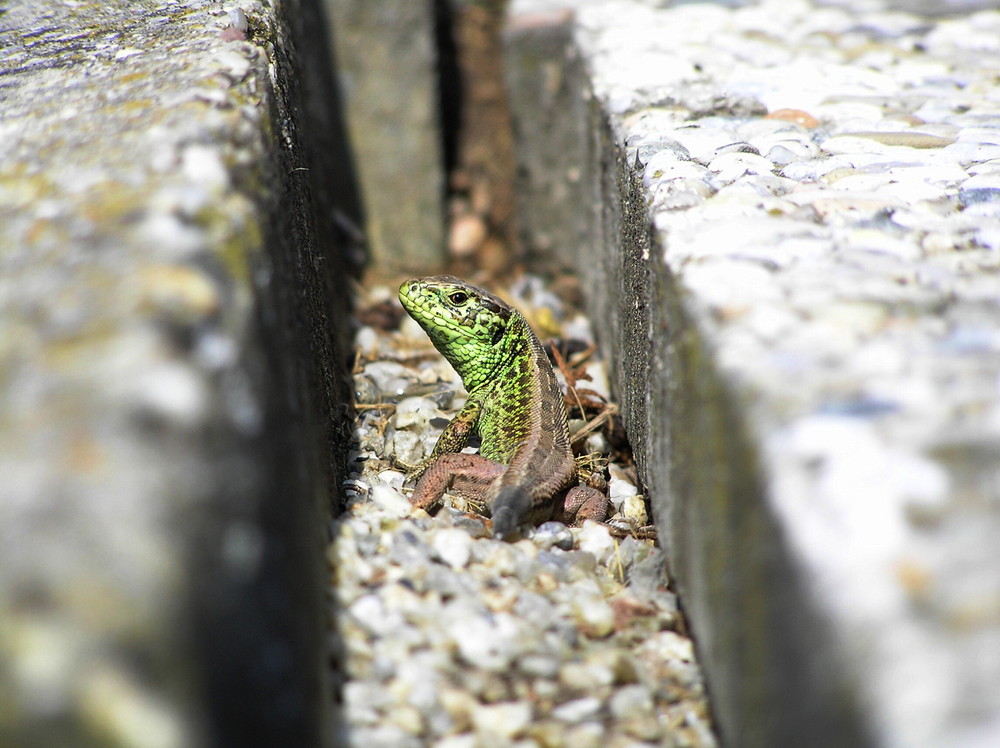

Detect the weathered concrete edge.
[
  {"left": 505, "top": 16, "right": 868, "bottom": 748},
  {"left": 198, "top": 2, "right": 355, "bottom": 745},
  {"left": 0, "top": 1, "right": 353, "bottom": 745}
]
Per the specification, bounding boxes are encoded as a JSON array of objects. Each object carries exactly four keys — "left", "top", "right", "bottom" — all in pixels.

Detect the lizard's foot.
[
  {"left": 559, "top": 484, "right": 610, "bottom": 526},
  {"left": 560, "top": 485, "right": 657, "bottom": 540},
  {"left": 604, "top": 519, "right": 658, "bottom": 540},
  {"left": 392, "top": 454, "right": 430, "bottom": 483},
  {"left": 410, "top": 452, "right": 505, "bottom": 513},
  {"left": 574, "top": 453, "right": 609, "bottom": 493}
]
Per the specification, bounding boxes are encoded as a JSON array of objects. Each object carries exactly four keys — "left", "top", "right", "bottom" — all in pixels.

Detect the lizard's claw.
[{"left": 605, "top": 518, "right": 657, "bottom": 541}]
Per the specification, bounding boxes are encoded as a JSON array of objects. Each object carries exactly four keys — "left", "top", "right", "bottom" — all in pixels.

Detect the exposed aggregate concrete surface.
[
  {"left": 509, "top": 0, "right": 1000, "bottom": 746},
  {"left": 0, "top": 1, "right": 348, "bottom": 746}
]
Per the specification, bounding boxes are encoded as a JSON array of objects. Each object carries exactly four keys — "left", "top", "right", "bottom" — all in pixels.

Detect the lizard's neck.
[{"left": 455, "top": 313, "right": 536, "bottom": 394}]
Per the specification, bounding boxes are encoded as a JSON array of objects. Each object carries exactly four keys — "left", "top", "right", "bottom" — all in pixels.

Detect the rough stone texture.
[
  {"left": 0, "top": 1, "right": 351, "bottom": 746},
  {"left": 324, "top": 0, "right": 446, "bottom": 273},
  {"left": 504, "top": 8, "right": 587, "bottom": 271},
  {"left": 507, "top": 1, "right": 1000, "bottom": 747}
]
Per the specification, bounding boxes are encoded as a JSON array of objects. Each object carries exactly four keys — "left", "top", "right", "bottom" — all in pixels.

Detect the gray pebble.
[{"left": 531, "top": 521, "right": 575, "bottom": 551}]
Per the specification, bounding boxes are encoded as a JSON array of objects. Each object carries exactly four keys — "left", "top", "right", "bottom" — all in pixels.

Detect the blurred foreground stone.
[
  {"left": 508, "top": 1, "right": 1000, "bottom": 746},
  {"left": 0, "top": 2, "right": 351, "bottom": 746}
]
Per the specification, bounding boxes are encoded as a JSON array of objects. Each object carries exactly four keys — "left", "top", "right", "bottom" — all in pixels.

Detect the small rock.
[
  {"left": 844, "top": 131, "right": 956, "bottom": 149},
  {"left": 766, "top": 107, "right": 819, "bottom": 127},
  {"left": 644, "top": 158, "right": 713, "bottom": 185},
  {"left": 376, "top": 470, "right": 406, "bottom": 489},
  {"left": 576, "top": 522, "right": 616, "bottom": 566},
  {"left": 368, "top": 484, "right": 412, "bottom": 518},
  {"left": 561, "top": 722, "right": 606, "bottom": 748},
  {"left": 470, "top": 700, "right": 533, "bottom": 739},
  {"left": 353, "top": 373, "right": 379, "bottom": 404},
  {"left": 609, "top": 683, "right": 655, "bottom": 721},
  {"left": 363, "top": 361, "right": 419, "bottom": 397},
  {"left": 531, "top": 521, "right": 575, "bottom": 551},
  {"left": 551, "top": 697, "right": 602, "bottom": 723},
  {"left": 138, "top": 263, "right": 220, "bottom": 322},
  {"left": 438, "top": 688, "right": 478, "bottom": 733},
  {"left": 347, "top": 725, "right": 420, "bottom": 748},
  {"left": 628, "top": 547, "right": 670, "bottom": 600},
  {"left": 570, "top": 593, "right": 616, "bottom": 639},
  {"left": 455, "top": 613, "right": 522, "bottom": 671},
  {"left": 392, "top": 396, "right": 444, "bottom": 430},
  {"left": 611, "top": 684, "right": 662, "bottom": 740},
  {"left": 641, "top": 630, "right": 696, "bottom": 663},
  {"left": 608, "top": 477, "right": 638, "bottom": 501},
  {"left": 449, "top": 214, "right": 487, "bottom": 257},
  {"left": 349, "top": 595, "right": 402, "bottom": 638},
  {"left": 433, "top": 528, "right": 474, "bottom": 568},
  {"left": 389, "top": 429, "right": 425, "bottom": 467},
  {"left": 389, "top": 528, "right": 434, "bottom": 566},
  {"left": 180, "top": 145, "right": 229, "bottom": 190},
  {"left": 227, "top": 8, "right": 248, "bottom": 33},
  {"left": 434, "top": 735, "right": 476, "bottom": 748},
  {"left": 387, "top": 704, "right": 423, "bottom": 734},
  {"left": 517, "top": 653, "right": 561, "bottom": 678},
  {"left": 621, "top": 495, "right": 648, "bottom": 526}
]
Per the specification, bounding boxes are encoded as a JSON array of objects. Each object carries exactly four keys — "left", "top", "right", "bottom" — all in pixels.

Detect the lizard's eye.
[{"left": 449, "top": 291, "right": 469, "bottom": 304}]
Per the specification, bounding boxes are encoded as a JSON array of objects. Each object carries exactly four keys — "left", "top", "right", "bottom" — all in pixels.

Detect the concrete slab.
[
  {"left": 323, "top": 0, "right": 446, "bottom": 272},
  {"left": 0, "top": 1, "right": 351, "bottom": 745},
  {"left": 507, "top": 1, "right": 1000, "bottom": 746}
]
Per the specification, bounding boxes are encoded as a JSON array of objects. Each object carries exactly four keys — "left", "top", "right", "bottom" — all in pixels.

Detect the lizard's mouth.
[{"left": 399, "top": 281, "right": 467, "bottom": 338}]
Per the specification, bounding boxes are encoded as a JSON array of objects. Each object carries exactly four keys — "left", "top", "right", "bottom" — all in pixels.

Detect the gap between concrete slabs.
[{"left": 506, "top": 2, "right": 1000, "bottom": 747}]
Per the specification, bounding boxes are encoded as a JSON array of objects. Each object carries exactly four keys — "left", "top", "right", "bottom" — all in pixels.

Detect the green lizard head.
[{"left": 399, "top": 276, "right": 516, "bottom": 390}]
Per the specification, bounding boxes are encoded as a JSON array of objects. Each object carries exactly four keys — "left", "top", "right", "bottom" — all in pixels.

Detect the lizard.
[{"left": 397, "top": 275, "right": 610, "bottom": 540}]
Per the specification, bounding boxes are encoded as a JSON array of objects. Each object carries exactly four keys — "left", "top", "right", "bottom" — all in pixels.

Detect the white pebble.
[
  {"left": 432, "top": 528, "right": 473, "bottom": 568},
  {"left": 552, "top": 697, "right": 602, "bottom": 723},
  {"left": 180, "top": 145, "right": 229, "bottom": 191},
  {"left": 355, "top": 326, "right": 379, "bottom": 356},
  {"left": 571, "top": 593, "right": 616, "bottom": 638},
  {"left": 609, "top": 477, "right": 638, "bottom": 500},
  {"left": 392, "top": 396, "right": 443, "bottom": 430},
  {"left": 369, "top": 484, "right": 412, "bottom": 518},
  {"left": 609, "top": 684, "right": 655, "bottom": 721},
  {"left": 470, "top": 701, "right": 532, "bottom": 739},
  {"left": 576, "top": 522, "right": 616, "bottom": 566},
  {"left": 622, "top": 495, "right": 648, "bottom": 526},
  {"left": 454, "top": 613, "right": 521, "bottom": 671},
  {"left": 434, "top": 735, "right": 476, "bottom": 748},
  {"left": 708, "top": 151, "right": 775, "bottom": 183},
  {"left": 133, "top": 363, "right": 207, "bottom": 428}
]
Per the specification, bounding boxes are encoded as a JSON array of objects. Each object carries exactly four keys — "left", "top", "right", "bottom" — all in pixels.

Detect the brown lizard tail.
[{"left": 492, "top": 486, "right": 532, "bottom": 540}]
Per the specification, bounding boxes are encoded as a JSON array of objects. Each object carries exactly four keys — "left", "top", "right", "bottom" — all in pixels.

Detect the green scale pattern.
[{"left": 398, "top": 276, "right": 541, "bottom": 465}]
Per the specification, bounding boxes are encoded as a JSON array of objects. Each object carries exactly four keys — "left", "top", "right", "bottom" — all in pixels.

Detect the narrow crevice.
[{"left": 434, "top": 0, "right": 463, "bottom": 180}]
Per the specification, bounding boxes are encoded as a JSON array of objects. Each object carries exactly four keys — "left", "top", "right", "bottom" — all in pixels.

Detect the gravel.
[{"left": 330, "top": 281, "right": 716, "bottom": 747}]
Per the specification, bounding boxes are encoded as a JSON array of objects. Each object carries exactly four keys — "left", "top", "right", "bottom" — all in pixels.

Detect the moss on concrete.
[{"left": 0, "top": 1, "right": 354, "bottom": 745}]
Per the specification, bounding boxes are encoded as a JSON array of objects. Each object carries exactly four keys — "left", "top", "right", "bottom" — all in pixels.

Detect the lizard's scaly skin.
[{"left": 399, "top": 276, "right": 603, "bottom": 538}]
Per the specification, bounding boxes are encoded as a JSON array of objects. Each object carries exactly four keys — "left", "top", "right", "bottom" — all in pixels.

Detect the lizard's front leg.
[
  {"left": 409, "top": 453, "right": 505, "bottom": 512},
  {"left": 401, "top": 399, "right": 481, "bottom": 482}
]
